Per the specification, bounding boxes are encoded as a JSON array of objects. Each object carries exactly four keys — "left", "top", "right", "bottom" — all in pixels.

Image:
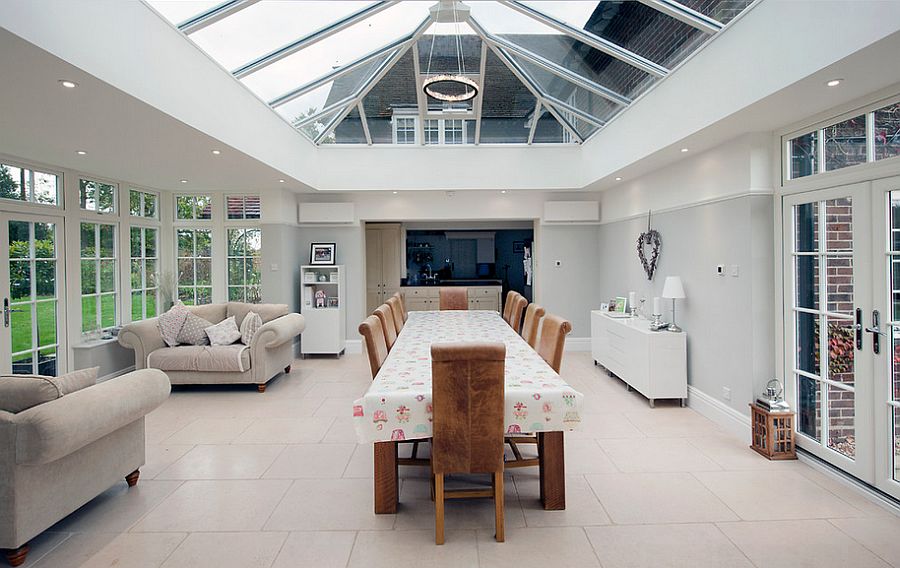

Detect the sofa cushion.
[
  {"left": 52, "top": 366, "right": 99, "bottom": 394},
  {"left": 147, "top": 344, "right": 251, "bottom": 373},
  {"left": 158, "top": 301, "right": 189, "bottom": 347},
  {"left": 206, "top": 316, "right": 241, "bottom": 346},
  {"left": 178, "top": 312, "right": 213, "bottom": 345},
  {"left": 240, "top": 311, "right": 263, "bottom": 345},
  {"left": 187, "top": 303, "right": 227, "bottom": 324},
  {"left": 228, "top": 302, "right": 289, "bottom": 327},
  {"left": 0, "top": 375, "right": 61, "bottom": 413}
]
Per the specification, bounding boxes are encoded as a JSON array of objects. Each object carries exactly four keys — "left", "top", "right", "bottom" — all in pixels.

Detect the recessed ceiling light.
[
  {"left": 278, "top": 179, "right": 285, "bottom": 183},
  {"left": 211, "top": 149, "right": 221, "bottom": 155},
  {"left": 180, "top": 179, "right": 188, "bottom": 184},
  {"left": 76, "top": 150, "right": 87, "bottom": 155},
  {"left": 59, "top": 79, "right": 77, "bottom": 89},
  {"left": 615, "top": 177, "right": 622, "bottom": 181},
  {"left": 826, "top": 78, "right": 843, "bottom": 87},
  {"left": 680, "top": 147, "right": 689, "bottom": 153},
  {"left": 392, "top": 191, "right": 398, "bottom": 194},
  {"left": 500, "top": 190, "right": 507, "bottom": 194}
]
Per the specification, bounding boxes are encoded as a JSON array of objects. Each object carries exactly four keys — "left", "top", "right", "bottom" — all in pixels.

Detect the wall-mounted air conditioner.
[
  {"left": 543, "top": 201, "right": 600, "bottom": 223},
  {"left": 297, "top": 202, "right": 356, "bottom": 225}
]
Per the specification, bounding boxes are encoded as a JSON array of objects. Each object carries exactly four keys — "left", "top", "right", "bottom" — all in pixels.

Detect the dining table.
[{"left": 352, "top": 309, "right": 584, "bottom": 514}]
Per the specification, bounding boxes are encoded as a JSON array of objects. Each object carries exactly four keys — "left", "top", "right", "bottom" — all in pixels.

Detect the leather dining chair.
[
  {"left": 359, "top": 315, "right": 388, "bottom": 379},
  {"left": 439, "top": 287, "right": 468, "bottom": 310},
  {"left": 502, "top": 291, "right": 520, "bottom": 324},
  {"left": 520, "top": 303, "right": 546, "bottom": 348},
  {"left": 373, "top": 304, "right": 398, "bottom": 351},
  {"left": 392, "top": 292, "right": 408, "bottom": 323},
  {"left": 386, "top": 296, "right": 404, "bottom": 333},
  {"left": 537, "top": 314, "right": 573, "bottom": 373},
  {"left": 431, "top": 342, "right": 506, "bottom": 545},
  {"left": 509, "top": 295, "right": 528, "bottom": 334}
]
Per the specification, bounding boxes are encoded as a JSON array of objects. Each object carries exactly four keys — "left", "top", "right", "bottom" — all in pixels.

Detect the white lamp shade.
[{"left": 662, "top": 276, "right": 685, "bottom": 299}]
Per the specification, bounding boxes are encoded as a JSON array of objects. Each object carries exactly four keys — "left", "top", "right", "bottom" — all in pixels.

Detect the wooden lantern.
[{"left": 749, "top": 403, "right": 797, "bottom": 460}]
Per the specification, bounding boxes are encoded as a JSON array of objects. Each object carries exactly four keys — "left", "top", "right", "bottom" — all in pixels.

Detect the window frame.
[
  {"left": 129, "top": 188, "right": 160, "bottom": 220},
  {"left": 175, "top": 193, "right": 213, "bottom": 221},
  {"left": 78, "top": 177, "right": 118, "bottom": 214},
  {"left": 0, "top": 159, "right": 62, "bottom": 208},
  {"left": 175, "top": 227, "right": 213, "bottom": 305},
  {"left": 226, "top": 226, "right": 262, "bottom": 303},
  {"left": 80, "top": 221, "right": 119, "bottom": 333},
  {"left": 129, "top": 225, "right": 160, "bottom": 321},
  {"left": 392, "top": 116, "right": 417, "bottom": 145},
  {"left": 224, "top": 194, "right": 261, "bottom": 221}
]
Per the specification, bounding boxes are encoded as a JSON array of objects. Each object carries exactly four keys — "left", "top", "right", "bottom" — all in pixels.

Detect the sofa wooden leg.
[
  {"left": 5, "top": 544, "right": 29, "bottom": 567},
  {"left": 284, "top": 365, "right": 291, "bottom": 374},
  {"left": 125, "top": 469, "right": 140, "bottom": 487},
  {"left": 257, "top": 384, "right": 267, "bottom": 393}
]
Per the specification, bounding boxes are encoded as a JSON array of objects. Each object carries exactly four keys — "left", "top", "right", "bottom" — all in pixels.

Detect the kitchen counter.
[
  {"left": 401, "top": 282, "right": 502, "bottom": 312},
  {"left": 400, "top": 278, "right": 502, "bottom": 287}
]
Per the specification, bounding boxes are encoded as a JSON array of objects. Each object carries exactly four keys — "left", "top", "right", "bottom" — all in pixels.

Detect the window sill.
[{"left": 72, "top": 336, "right": 119, "bottom": 349}]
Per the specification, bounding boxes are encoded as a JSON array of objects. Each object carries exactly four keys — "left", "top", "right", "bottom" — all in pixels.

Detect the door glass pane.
[
  {"left": 81, "top": 296, "right": 97, "bottom": 332},
  {"left": 795, "top": 255, "right": 819, "bottom": 310},
  {"left": 794, "top": 202, "right": 818, "bottom": 252},
  {"left": 827, "top": 318, "right": 855, "bottom": 387},
  {"left": 37, "top": 347, "right": 56, "bottom": 376},
  {"left": 35, "top": 261, "right": 55, "bottom": 299},
  {"left": 34, "top": 223, "right": 54, "bottom": 257},
  {"left": 824, "top": 115, "right": 867, "bottom": 171},
  {"left": 893, "top": 405, "right": 900, "bottom": 482},
  {"left": 796, "top": 311, "right": 820, "bottom": 376},
  {"left": 798, "top": 374, "right": 821, "bottom": 441},
  {"left": 825, "top": 198, "right": 852, "bottom": 252},
  {"left": 10, "top": 307, "right": 32, "bottom": 356},
  {"left": 825, "top": 256, "right": 853, "bottom": 315},
  {"left": 827, "top": 384, "right": 854, "bottom": 459},
  {"left": 36, "top": 300, "right": 56, "bottom": 348},
  {"left": 9, "top": 260, "right": 30, "bottom": 302},
  {"left": 9, "top": 221, "right": 28, "bottom": 258}
]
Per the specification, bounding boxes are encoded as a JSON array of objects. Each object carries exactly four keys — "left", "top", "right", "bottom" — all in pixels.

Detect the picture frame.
[
  {"left": 613, "top": 297, "right": 628, "bottom": 313},
  {"left": 599, "top": 302, "right": 609, "bottom": 312},
  {"left": 310, "top": 242, "right": 336, "bottom": 265}
]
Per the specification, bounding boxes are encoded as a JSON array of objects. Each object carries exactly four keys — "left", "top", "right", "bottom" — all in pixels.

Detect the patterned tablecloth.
[{"left": 352, "top": 310, "right": 584, "bottom": 443}]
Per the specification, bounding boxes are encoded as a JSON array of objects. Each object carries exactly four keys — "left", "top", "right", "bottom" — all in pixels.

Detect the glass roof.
[{"left": 148, "top": 0, "right": 753, "bottom": 146}]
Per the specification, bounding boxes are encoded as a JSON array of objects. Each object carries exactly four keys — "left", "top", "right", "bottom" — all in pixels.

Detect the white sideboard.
[{"left": 590, "top": 310, "right": 687, "bottom": 407}]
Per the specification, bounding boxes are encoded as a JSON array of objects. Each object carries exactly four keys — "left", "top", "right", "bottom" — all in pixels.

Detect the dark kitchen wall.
[{"left": 494, "top": 229, "right": 534, "bottom": 302}]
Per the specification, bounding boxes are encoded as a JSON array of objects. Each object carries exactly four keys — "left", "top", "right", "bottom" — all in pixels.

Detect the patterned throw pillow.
[
  {"left": 177, "top": 312, "right": 213, "bottom": 345},
  {"left": 205, "top": 316, "right": 242, "bottom": 346},
  {"left": 240, "top": 311, "right": 263, "bottom": 345},
  {"left": 158, "top": 301, "right": 189, "bottom": 347}
]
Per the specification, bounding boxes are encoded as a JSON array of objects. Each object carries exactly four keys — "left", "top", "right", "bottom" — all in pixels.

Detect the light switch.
[
  {"left": 554, "top": 260, "right": 562, "bottom": 267},
  {"left": 716, "top": 264, "right": 725, "bottom": 276},
  {"left": 270, "top": 263, "right": 279, "bottom": 271}
]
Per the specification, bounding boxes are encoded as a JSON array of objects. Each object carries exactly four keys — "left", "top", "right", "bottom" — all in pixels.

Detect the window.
[
  {"left": 874, "top": 101, "right": 900, "bottom": 161},
  {"left": 394, "top": 117, "right": 416, "bottom": 144},
  {"left": 129, "top": 189, "right": 158, "bottom": 219},
  {"left": 80, "top": 222, "right": 117, "bottom": 332},
  {"left": 789, "top": 131, "right": 819, "bottom": 180},
  {"left": 177, "top": 228, "right": 212, "bottom": 305},
  {"left": 824, "top": 114, "right": 867, "bottom": 172},
  {"left": 445, "top": 119, "right": 464, "bottom": 145},
  {"left": 130, "top": 227, "right": 159, "bottom": 321},
  {"left": 176, "top": 194, "right": 212, "bottom": 220},
  {"left": 0, "top": 163, "right": 59, "bottom": 206},
  {"left": 79, "top": 178, "right": 116, "bottom": 213},
  {"left": 226, "top": 195, "right": 261, "bottom": 220},
  {"left": 227, "top": 228, "right": 262, "bottom": 303},
  {"left": 424, "top": 119, "right": 440, "bottom": 145}
]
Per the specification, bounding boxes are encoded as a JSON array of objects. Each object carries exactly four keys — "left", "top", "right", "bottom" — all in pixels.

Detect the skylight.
[{"left": 147, "top": 0, "right": 752, "bottom": 146}]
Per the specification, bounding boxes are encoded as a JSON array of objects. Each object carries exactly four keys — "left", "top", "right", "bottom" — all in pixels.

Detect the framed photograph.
[
  {"left": 599, "top": 302, "right": 609, "bottom": 312},
  {"left": 303, "top": 272, "right": 316, "bottom": 283},
  {"left": 327, "top": 297, "right": 339, "bottom": 308},
  {"left": 613, "top": 297, "right": 628, "bottom": 313},
  {"left": 310, "top": 242, "right": 336, "bottom": 265},
  {"left": 513, "top": 241, "right": 525, "bottom": 254}
]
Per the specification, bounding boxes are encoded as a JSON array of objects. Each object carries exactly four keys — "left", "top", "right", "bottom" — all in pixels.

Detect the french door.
[
  {"left": 783, "top": 177, "right": 900, "bottom": 499},
  {"left": 0, "top": 213, "right": 64, "bottom": 376}
]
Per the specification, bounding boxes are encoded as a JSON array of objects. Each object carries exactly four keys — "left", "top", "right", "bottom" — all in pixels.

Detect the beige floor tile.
[
  {"left": 271, "top": 531, "right": 357, "bottom": 568},
  {"left": 144, "top": 414, "right": 196, "bottom": 445},
  {"left": 11, "top": 532, "right": 70, "bottom": 568},
  {"left": 623, "top": 408, "right": 722, "bottom": 437},
  {"left": 393, "top": 477, "right": 524, "bottom": 531},
  {"left": 795, "top": 465, "right": 898, "bottom": 517},
  {"left": 131, "top": 479, "right": 291, "bottom": 532},
  {"left": 830, "top": 516, "right": 900, "bottom": 566},
  {"left": 78, "top": 532, "right": 187, "bottom": 568},
  {"left": 49, "top": 480, "right": 183, "bottom": 534},
  {"left": 160, "top": 532, "right": 287, "bottom": 568},
  {"left": 343, "top": 444, "right": 374, "bottom": 478},
  {"left": 230, "top": 396, "right": 326, "bottom": 418},
  {"left": 264, "top": 478, "right": 396, "bottom": 531},
  {"left": 564, "top": 438, "right": 618, "bottom": 474},
  {"left": 586, "top": 472, "right": 738, "bottom": 524},
  {"left": 156, "top": 444, "right": 285, "bottom": 480},
  {"left": 687, "top": 434, "right": 783, "bottom": 470},
  {"left": 164, "top": 418, "right": 254, "bottom": 444},
  {"left": 567, "top": 412, "right": 646, "bottom": 440},
  {"left": 598, "top": 438, "right": 722, "bottom": 473},
  {"left": 304, "top": 382, "right": 370, "bottom": 399},
  {"left": 477, "top": 527, "right": 601, "bottom": 568},
  {"left": 585, "top": 523, "right": 753, "bottom": 568},
  {"left": 262, "top": 444, "right": 356, "bottom": 479},
  {"left": 694, "top": 470, "right": 864, "bottom": 520},
  {"left": 234, "top": 417, "right": 335, "bottom": 444},
  {"left": 142, "top": 444, "right": 194, "bottom": 480},
  {"left": 313, "top": 397, "right": 358, "bottom": 418},
  {"left": 517, "top": 475, "right": 611, "bottom": 527},
  {"left": 31, "top": 533, "right": 122, "bottom": 568},
  {"left": 323, "top": 416, "right": 362, "bottom": 443},
  {"left": 348, "top": 530, "right": 479, "bottom": 568},
  {"left": 718, "top": 519, "right": 891, "bottom": 568}
]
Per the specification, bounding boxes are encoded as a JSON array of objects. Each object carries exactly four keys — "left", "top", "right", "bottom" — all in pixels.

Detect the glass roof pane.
[
  {"left": 333, "top": 107, "right": 368, "bottom": 144},
  {"left": 186, "top": 2, "right": 376, "bottom": 71},
  {"left": 148, "top": 1, "right": 221, "bottom": 25},
  {"left": 676, "top": 0, "right": 754, "bottom": 25},
  {"left": 239, "top": 2, "right": 429, "bottom": 102},
  {"left": 361, "top": 50, "right": 418, "bottom": 144},
  {"left": 479, "top": 50, "right": 536, "bottom": 144},
  {"left": 294, "top": 106, "right": 347, "bottom": 143},
  {"left": 532, "top": 107, "right": 567, "bottom": 144}
]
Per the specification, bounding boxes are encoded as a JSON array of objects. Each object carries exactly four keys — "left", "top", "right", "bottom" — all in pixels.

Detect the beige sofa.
[
  {"left": 0, "top": 369, "right": 170, "bottom": 566},
  {"left": 118, "top": 302, "right": 305, "bottom": 393}
]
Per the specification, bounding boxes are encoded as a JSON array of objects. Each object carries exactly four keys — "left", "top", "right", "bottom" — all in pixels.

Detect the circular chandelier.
[{"left": 422, "top": 1, "right": 479, "bottom": 103}]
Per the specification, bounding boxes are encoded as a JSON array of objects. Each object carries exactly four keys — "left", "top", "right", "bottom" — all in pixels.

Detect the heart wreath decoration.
[{"left": 636, "top": 211, "right": 661, "bottom": 281}]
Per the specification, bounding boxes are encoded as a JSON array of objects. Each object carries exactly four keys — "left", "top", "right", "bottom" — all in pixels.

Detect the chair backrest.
[
  {"left": 431, "top": 342, "right": 506, "bottom": 475},
  {"left": 439, "top": 287, "right": 468, "bottom": 310},
  {"left": 386, "top": 296, "right": 404, "bottom": 332},
  {"left": 502, "top": 291, "right": 520, "bottom": 324},
  {"left": 520, "top": 303, "right": 546, "bottom": 348},
  {"left": 509, "top": 295, "right": 528, "bottom": 334},
  {"left": 373, "top": 304, "right": 398, "bottom": 350},
  {"left": 536, "top": 314, "right": 572, "bottom": 373},
  {"left": 359, "top": 315, "right": 388, "bottom": 379},
  {"left": 392, "top": 292, "right": 408, "bottom": 323}
]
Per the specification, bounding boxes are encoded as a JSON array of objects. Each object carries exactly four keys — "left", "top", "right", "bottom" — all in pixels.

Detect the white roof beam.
[
  {"left": 293, "top": 95, "right": 357, "bottom": 128},
  {"left": 358, "top": 103, "right": 372, "bottom": 145},
  {"left": 473, "top": 41, "right": 488, "bottom": 145},
  {"left": 527, "top": 100, "right": 542, "bottom": 145},
  {"left": 411, "top": 37, "right": 427, "bottom": 145},
  {"left": 637, "top": 0, "right": 723, "bottom": 34},
  {"left": 177, "top": 0, "right": 260, "bottom": 35}
]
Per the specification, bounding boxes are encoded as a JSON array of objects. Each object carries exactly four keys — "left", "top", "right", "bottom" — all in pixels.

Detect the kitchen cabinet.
[
  {"left": 401, "top": 285, "right": 501, "bottom": 312},
  {"left": 366, "top": 224, "right": 401, "bottom": 314}
]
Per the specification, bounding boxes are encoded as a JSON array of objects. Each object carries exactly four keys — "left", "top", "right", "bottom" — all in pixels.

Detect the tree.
[
  {"left": 0, "top": 165, "right": 24, "bottom": 201},
  {"left": 292, "top": 107, "right": 335, "bottom": 144}
]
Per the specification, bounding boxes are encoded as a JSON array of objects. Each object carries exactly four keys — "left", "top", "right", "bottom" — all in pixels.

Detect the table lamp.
[{"left": 662, "top": 276, "right": 685, "bottom": 333}]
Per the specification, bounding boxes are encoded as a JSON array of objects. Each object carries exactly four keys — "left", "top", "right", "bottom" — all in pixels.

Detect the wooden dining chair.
[
  {"left": 392, "top": 292, "right": 408, "bottom": 323},
  {"left": 509, "top": 295, "right": 528, "bottom": 334},
  {"left": 439, "top": 287, "right": 468, "bottom": 310},
  {"left": 359, "top": 315, "right": 388, "bottom": 379},
  {"left": 431, "top": 342, "right": 506, "bottom": 545},
  {"left": 537, "top": 314, "right": 573, "bottom": 373},
  {"left": 520, "top": 303, "right": 546, "bottom": 348},
  {"left": 502, "top": 291, "right": 520, "bottom": 324},
  {"left": 373, "top": 304, "right": 398, "bottom": 351},
  {"left": 386, "top": 296, "right": 404, "bottom": 333}
]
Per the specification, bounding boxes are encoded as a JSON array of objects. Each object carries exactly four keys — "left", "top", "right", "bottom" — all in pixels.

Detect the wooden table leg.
[
  {"left": 538, "top": 431, "right": 565, "bottom": 510},
  {"left": 374, "top": 441, "right": 399, "bottom": 514}
]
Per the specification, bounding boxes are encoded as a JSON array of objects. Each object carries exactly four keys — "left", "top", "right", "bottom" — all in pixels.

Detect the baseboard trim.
[
  {"left": 565, "top": 337, "right": 591, "bottom": 352},
  {"left": 687, "top": 385, "right": 750, "bottom": 440},
  {"left": 344, "top": 339, "right": 362, "bottom": 354}
]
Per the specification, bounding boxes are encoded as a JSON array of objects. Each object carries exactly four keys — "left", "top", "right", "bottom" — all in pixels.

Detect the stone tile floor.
[{"left": 23, "top": 352, "right": 900, "bottom": 567}]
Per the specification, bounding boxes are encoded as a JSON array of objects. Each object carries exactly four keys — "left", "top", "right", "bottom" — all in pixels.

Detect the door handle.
[
  {"left": 865, "top": 309, "right": 884, "bottom": 354},
  {"left": 3, "top": 298, "right": 23, "bottom": 328}
]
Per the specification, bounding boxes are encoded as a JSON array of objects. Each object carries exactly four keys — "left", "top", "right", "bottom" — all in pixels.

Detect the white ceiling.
[{"left": 0, "top": 28, "right": 308, "bottom": 193}]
